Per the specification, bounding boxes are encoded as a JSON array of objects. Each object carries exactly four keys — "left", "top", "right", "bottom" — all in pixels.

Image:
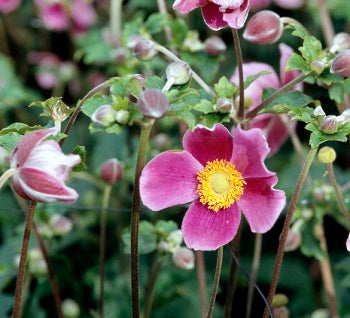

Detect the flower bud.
[
  {"left": 49, "top": 213, "right": 73, "bottom": 236},
  {"left": 205, "top": 36, "right": 226, "bottom": 56},
  {"left": 115, "top": 110, "right": 130, "bottom": 124},
  {"left": 330, "top": 33, "right": 350, "bottom": 54},
  {"left": 100, "top": 158, "right": 123, "bottom": 184},
  {"left": 216, "top": 97, "right": 233, "bottom": 113},
  {"left": 127, "top": 34, "right": 144, "bottom": 50},
  {"left": 272, "top": 293, "right": 289, "bottom": 307},
  {"left": 340, "top": 109, "right": 350, "bottom": 124},
  {"left": 62, "top": 299, "right": 80, "bottom": 318},
  {"left": 137, "top": 89, "right": 168, "bottom": 118},
  {"left": 91, "top": 104, "right": 116, "bottom": 127},
  {"left": 157, "top": 241, "right": 170, "bottom": 252},
  {"left": 172, "top": 247, "right": 195, "bottom": 270},
  {"left": 113, "top": 47, "right": 128, "bottom": 64},
  {"left": 318, "top": 146, "right": 336, "bottom": 164},
  {"left": 128, "top": 74, "right": 146, "bottom": 103},
  {"left": 310, "top": 60, "right": 325, "bottom": 75},
  {"left": 152, "top": 133, "right": 170, "bottom": 150},
  {"left": 330, "top": 49, "right": 350, "bottom": 77},
  {"left": 320, "top": 115, "right": 338, "bottom": 134},
  {"left": 272, "top": 306, "right": 289, "bottom": 318},
  {"left": 310, "top": 309, "right": 329, "bottom": 318},
  {"left": 284, "top": 229, "right": 301, "bottom": 252},
  {"left": 166, "top": 62, "right": 191, "bottom": 85},
  {"left": 133, "top": 39, "right": 157, "bottom": 61},
  {"left": 312, "top": 106, "right": 326, "bottom": 119},
  {"left": 28, "top": 248, "right": 47, "bottom": 276},
  {"left": 243, "top": 11, "right": 283, "bottom": 44},
  {"left": 167, "top": 229, "right": 183, "bottom": 253}
]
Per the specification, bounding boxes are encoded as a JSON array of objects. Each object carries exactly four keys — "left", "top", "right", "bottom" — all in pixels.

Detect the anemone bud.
[
  {"left": 330, "top": 49, "right": 350, "bottom": 77},
  {"left": 137, "top": 89, "right": 168, "bottom": 118},
  {"left": 100, "top": 158, "right": 123, "bottom": 184},
  {"left": 205, "top": 36, "right": 226, "bottom": 56},
  {"left": 166, "top": 62, "right": 191, "bottom": 85},
  {"left": 320, "top": 115, "right": 338, "bottom": 134},
  {"left": 172, "top": 247, "right": 195, "bottom": 270},
  {"left": 91, "top": 104, "right": 116, "bottom": 127},
  {"left": 133, "top": 39, "right": 157, "bottom": 61}
]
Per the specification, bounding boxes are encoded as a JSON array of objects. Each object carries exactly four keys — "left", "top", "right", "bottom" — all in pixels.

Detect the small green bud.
[
  {"left": 318, "top": 146, "right": 336, "bottom": 164},
  {"left": 216, "top": 97, "right": 233, "bottom": 113},
  {"left": 271, "top": 294, "right": 289, "bottom": 308},
  {"left": 166, "top": 62, "right": 191, "bottom": 85},
  {"left": 310, "top": 61, "right": 325, "bottom": 75},
  {"left": 115, "top": 110, "right": 130, "bottom": 124},
  {"left": 62, "top": 299, "right": 80, "bottom": 318}
]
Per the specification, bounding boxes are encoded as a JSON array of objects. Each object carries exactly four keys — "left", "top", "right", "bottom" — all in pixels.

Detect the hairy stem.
[
  {"left": 263, "top": 147, "right": 318, "bottom": 318},
  {"left": 196, "top": 251, "right": 208, "bottom": 318}
]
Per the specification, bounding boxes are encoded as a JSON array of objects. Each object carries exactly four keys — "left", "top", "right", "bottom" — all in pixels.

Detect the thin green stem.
[
  {"left": 232, "top": 29, "right": 245, "bottom": 121},
  {"left": 12, "top": 201, "right": 37, "bottom": 318},
  {"left": 317, "top": 0, "right": 334, "bottom": 48},
  {"left": 99, "top": 184, "right": 112, "bottom": 318},
  {"left": 110, "top": 0, "right": 122, "bottom": 48},
  {"left": 246, "top": 73, "right": 308, "bottom": 120},
  {"left": 156, "top": 0, "right": 173, "bottom": 43},
  {"left": 130, "top": 119, "right": 155, "bottom": 318},
  {"left": 143, "top": 258, "right": 163, "bottom": 318},
  {"left": 195, "top": 251, "right": 208, "bottom": 318},
  {"left": 206, "top": 247, "right": 223, "bottom": 318},
  {"left": 263, "top": 147, "right": 318, "bottom": 318}
]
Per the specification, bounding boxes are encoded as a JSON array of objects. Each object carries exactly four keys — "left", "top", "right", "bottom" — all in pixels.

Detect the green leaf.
[
  {"left": 300, "top": 220, "right": 325, "bottom": 260},
  {"left": 0, "top": 132, "right": 21, "bottom": 153},
  {"left": 214, "top": 76, "right": 235, "bottom": 98},
  {"left": 81, "top": 94, "right": 113, "bottom": 117},
  {"left": 145, "top": 13, "right": 169, "bottom": 34},
  {"left": 0, "top": 123, "right": 42, "bottom": 136},
  {"left": 72, "top": 146, "right": 87, "bottom": 172},
  {"left": 194, "top": 99, "right": 215, "bottom": 114},
  {"left": 344, "top": 77, "right": 350, "bottom": 94},
  {"left": 167, "top": 87, "right": 199, "bottom": 105},
  {"left": 177, "top": 111, "right": 196, "bottom": 130},
  {"left": 144, "top": 76, "right": 165, "bottom": 90},
  {"left": 244, "top": 71, "right": 271, "bottom": 89},
  {"left": 318, "top": 72, "right": 343, "bottom": 85},
  {"left": 154, "top": 220, "right": 178, "bottom": 237},
  {"left": 299, "top": 36, "right": 323, "bottom": 63},
  {"left": 329, "top": 82, "right": 344, "bottom": 103},
  {"left": 168, "top": 18, "right": 189, "bottom": 48},
  {"left": 286, "top": 23, "right": 308, "bottom": 39},
  {"left": 201, "top": 113, "right": 230, "bottom": 127},
  {"left": 88, "top": 123, "right": 122, "bottom": 135},
  {"left": 286, "top": 53, "right": 310, "bottom": 74}
]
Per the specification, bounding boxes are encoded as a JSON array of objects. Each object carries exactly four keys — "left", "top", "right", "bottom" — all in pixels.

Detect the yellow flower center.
[{"left": 197, "top": 159, "right": 246, "bottom": 212}]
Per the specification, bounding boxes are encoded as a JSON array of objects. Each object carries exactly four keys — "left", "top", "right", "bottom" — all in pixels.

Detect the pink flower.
[
  {"left": 347, "top": 233, "right": 350, "bottom": 252},
  {"left": 70, "top": 0, "right": 96, "bottom": 32},
  {"left": 231, "top": 43, "right": 302, "bottom": 155},
  {"left": 40, "top": 3, "right": 70, "bottom": 31},
  {"left": 10, "top": 128, "right": 81, "bottom": 203},
  {"left": 173, "top": 0, "right": 250, "bottom": 30},
  {"left": 0, "top": 0, "right": 21, "bottom": 13},
  {"left": 140, "top": 124, "right": 285, "bottom": 250}
]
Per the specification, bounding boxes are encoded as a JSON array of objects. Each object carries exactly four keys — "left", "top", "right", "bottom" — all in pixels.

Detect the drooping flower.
[
  {"left": 231, "top": 43, "right": 302, "bottom": 155},
  {"left": 140, "top": 124, "right": 286, "bottom": 250},
  {"left": 173, "top": 0, "right": 250, "bottom": 30},
  {"left": 10, "top": 128, "right": 80, "bottom": 203}
]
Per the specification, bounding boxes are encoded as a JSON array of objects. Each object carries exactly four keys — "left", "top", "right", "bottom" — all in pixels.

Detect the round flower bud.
[
  {"left": 157, "top": 241, "right": 170, "bottom": 252},
  {"left": 62, "top": 299, "right": 80, "bottom": 318},
  {"left": 166, "top": 62, "right": 191, "bottom": 85},
  {"left": 28, "top": 248, "right": 47, "bottom": 276},
  {"left": 133, "top": 39, "right": 157, "bottom": 61},
  {"left": 49, "top": 213, "right": 73, "bottom": 236},
  {"left": 243, "top": 11, "right": 283, "bottom": 44},
  {"left": 272, "top": 293, "right": 289, "bottom": 307},
  {"left": 152, "top": 133, "right": 170, "bottom": 150},
  {"left": 310, "top": 61, "right": 325, "bottom": 75},
  {"left": 216, "top": 97, "right": 233, "bottom": 113},
  {"left": 113, "top": 47, "right": 128, "bottom": 64},
  {"left": 205, "top": 36, "right": 226, "bottom": 56},
  {"left": 137, "top": 89, "right": 168, "bottom": 119},
  {"left": 172, "top": 247, "right": 195, "bottom": 270},
  {"left": 330, "top": 33, "right": 350, "bottom": 54},
  {"left": 115, "top": 110, "right": 130, "bottom": 124},
  {"left": 310, "top": 309, "right": 329, "bottom": 318},
  {"left": 127, "top": 34, "right": 144, "bottom": 50},
  {"left": 318, "top": 146, "right": 336, "bottom": 164},
  {"left": 100, "top": 158, "right": 123, "bottom": 184},
  {"left": 272, "top": 306, "right": 290, "bottom": 318},
  {"left": 330, "top": 49, "right": 350, "bottom": 77},
  {"left": 320, "top": 115, "right": 338, "bottom": 134},
  {"left": 312, "top": 106, "right": 326, "bottom": 118},
  {"left": 284, "top": 229, "right": 301, "bottom": 252},
  {"left": 91, "top": 104, "right": 116, "bottom": 127}
]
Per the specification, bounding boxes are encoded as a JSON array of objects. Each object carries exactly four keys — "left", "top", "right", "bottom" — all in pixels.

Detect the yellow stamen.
[{"left": 197, "top": 159, "right": 245, "bottom": 212}]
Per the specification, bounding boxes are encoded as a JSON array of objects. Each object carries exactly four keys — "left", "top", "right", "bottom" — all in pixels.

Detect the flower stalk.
[
  {"left": 196, "top": 251, "right": 208, "bottom": 318},
  {"left": 110, "top": 0, "right": 122, "bottom": 48}
]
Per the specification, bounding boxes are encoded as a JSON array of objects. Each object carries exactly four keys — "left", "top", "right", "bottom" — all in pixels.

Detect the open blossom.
[
  {"left": 231, "top": 43, "right": 302, "bottom": 155},
  {"left": 140, "top": 124, "right": 285, "bottom": 250},
  {"left": 173, "top": 0, "right": 250, "bottom": 30},
  {"left": 10, "top": 128, "right": 80, "bottom": 203},
  {"left": 0, "top": 0, "right": 21, "bottom": 13}
]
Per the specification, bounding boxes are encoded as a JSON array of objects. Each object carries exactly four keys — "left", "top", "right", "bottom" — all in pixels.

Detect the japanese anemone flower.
[
  {"left": 173, "top": 0, "right": 250, "bottom": 30},
  {"left": 140, "top": 124, "right": 286, "bottom": 250}
]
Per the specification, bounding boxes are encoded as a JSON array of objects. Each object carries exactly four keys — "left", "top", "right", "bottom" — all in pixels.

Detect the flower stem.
[
  {"left": 130, "top": 119, "right": 155, "bottom": 318},
  {"left": 0, "top": 168, "right": 16, "bottom": 190},
  {"left": 13, "top": 201, "right": 37, "bottom": 318},
  {"left": 327, "top": 163, "right": 350, "bottom": 224},
  {"left": 206, "top": 246, "right": 223, "bottom": 318},
  {"left": 246, "top": 73, "right": 308, "bottom": 120},
  {"left": 156, "top": 0, "right": 173, "bottom": 44},
  {"left": 317, "top": 0, "right": 334, "bottom": 48},
  {"left": 280, "top": 17, "right": 310, "bottom": 36},
  {"left": 143, "top": 258, "right": 163, "bottom": 318},
  {"left": 232, "top": 29, "right": 245, "bottom": 121},
  {"left": 263, "top": 147, "right": 318, "bottom": 318},
  {"left": 195, "top": 251, "right": 208, "bottom": 318},
  {"left": 110, "top": 0, "right": 122, "bottom": 48},
  {"left": 99, "top": 184, "right": 112, "bottom": 318}
]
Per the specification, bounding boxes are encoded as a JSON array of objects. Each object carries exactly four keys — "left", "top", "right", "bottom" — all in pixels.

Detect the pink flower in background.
[
  {"left": 0, "top": 0, "right": 21, "bottom": 13},
  {"left": 40, "top": 3, "right": 69, "bottom": 31},
  {"left": 71, "top": 0, "right": 96, "bottom": 33},
  {"left": 347, "top": 234, "right": 350, "bottom": 252},
  {"left": 140, "top": 124, "right": 285, "bottom": 250},
  {"left": 250, "top": 0, "right": 304, "bottom": 10},
  {"left": 173, "top": 0, "right": 250, "bottom": 30},
  {"left": 10, "top": 128, "right": 81, "bottom": 203},
  {"left": 231, "top": 43, "right": 302, "bottom": 155}
]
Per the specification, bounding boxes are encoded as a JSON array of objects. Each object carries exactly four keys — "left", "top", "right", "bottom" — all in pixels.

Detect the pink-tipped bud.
[
  {"left": 284, "top": 229, "right": 301, "bottom": 252},
  {"left": 330, "top": 33, "right": 350, "bottom": 54},
  {"left": 205, "top": 36, "right": 227, "bottom": 56},
  {"left": 100, "top": 158, "right": 123, "bottom": 184},
  {"left": 133, "top": 39, "right": 157, "bottom": 61},
  {"left": 320, "top": 115, "right": 338, "bottom": 134},
  {"left": 152, "top": 133, "right": 170, "bottom": 150},
  {"left": 137, "top": 89, "right": 169, "bottom": 118},
  {"left": 91, "top": 104, "right": 116, "bottom": 127},
  {"left": 172, "top": 247, "right": 195, "bottom": 270},
  {"left": 330, "top": 49, "right": 350, "bottom": 77},
  {"left": 310, "top": 60, "right": 325, "bottom": 75},
  {"left": 243, "top": 11, "right": 283, "bottom": 44},
  {"left": 166, "top": 62, "right": 191, "bottom": 85},
  {"left": 216, "top": 97, "right": 233, "bottom": 113}
]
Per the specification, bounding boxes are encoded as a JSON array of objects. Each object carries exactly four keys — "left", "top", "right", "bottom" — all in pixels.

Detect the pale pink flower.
[
  {"left": 173, "top": 0, "right": 250, "bottom": 30},
  {"left": 40, "top": 3, "right": 69, "bottom": 31},
  {"left": 10, "top": 128, "right": 80, "bottom": 203},
  {"left": 0, "top": 0, "right": 21, "bottom": 13},
  {"left": 347, "top": 233, "right": 350, "bottom": 252},
  {"left": 140, "top": 124, "right": 285, "bottom": 250},
  {"left": 71, "top": 0, "right": 96, "bottom": 32}
]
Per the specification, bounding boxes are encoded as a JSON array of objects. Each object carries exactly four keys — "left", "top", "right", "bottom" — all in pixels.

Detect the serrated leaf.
[
  {"left": 81, "top": 94, "right": 113, "bottom": 117},
  {"left": 201, "top": 113, "right": 230, "bottom": 127},
  {"left": 214, "top": 76, "right": 235, "bottom": 98},
  {"left": 0, "top": 132, "right": 22, "bottom": 153},
  {"left": 154, "top": 220, "right": 178, "bottom": 237},
  {"left": 144, "top": 76, "right": 165, "bottom": 90},
  {"left": 72, "top": 146, "right": 87, "bottom": 172},
  {"left": 0, "top": 123, "right": 42, "bottom": 136},
  {"left": 167, "top": 87, "right": 199, "bottom": 105},
  {"left": 29, "top": 97, "right": 74, "bottom": 122},
  {"left": 145, "top": 13, "right": 169, "bottom": 34},
  {"left": 286, "top": 23, "right": 308, "bottom": 39},
  {"left": 194, "top": 99, "right": 215, "bottom": 114},
  {"left": 329, "top": 82, "right": 344, "bottom": 103},
  {"left": 299, "top": 36, "right": 323, "bottom": 63},
  {"left": 318, "top": 71, "right": 343, "bottom": 85},
  {"left": 286, "top": 53, "right": 310, "bottom": 74}
]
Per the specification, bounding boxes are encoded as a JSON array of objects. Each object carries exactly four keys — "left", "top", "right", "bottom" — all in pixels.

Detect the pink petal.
[
  {"left": 279, "top": 43, "right": 303, "bottom": 90},
  {"left": 182, "top": 199, "right": 241, "bottom": 250},
  {"left": 41, "top": 3, "right": 69, "bottom": 31},
  {"left": 222, "top": 0, "right": 250, "bottom": 29},
  {"left": 273, "top": 0, "right": 304, "bottom": 9},
  {"left": 201, "top": 2, "right": 228, "bottom": 30},
  {"left": 231, "top": 125, "right": 274, "bottom": 179},
  {"left": 13, "top": 168, "right": 78, "bottom": 203},
  {"left": 173, "top": 0, "right": 207, "bottom": 14},
  {"left": 0, "top": 0, "right": 21, "bottom": 13},
  {"left": 71, "top": 0, "right": 96, "bottom": 30},
  {"left": 183, "top": 124, "right": 233, "bottom": 166},
  {"left": 237, "top": 176, "right": 285, "bottom": 233},
  {"left": 347, "top": 233, "right": 350, "bottom": 252},
  {"left": 250, "top": 0, "right": 272, "bottom": 10},
  {"left": 11, "top": 128, "right": 57, "bottom": 168},
  {"left": 140, "top": 151, "right": 202, "bottom": 211}
]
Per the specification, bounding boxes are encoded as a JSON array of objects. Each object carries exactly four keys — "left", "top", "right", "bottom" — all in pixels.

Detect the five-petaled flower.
[
  {"left": 173, "top": 0, "right": 250, "bottom": 30},
  {"left": 10, "top": 128, "right": 80, "bottom": 203},
  {"left": 140, "top": 124, "right": 286, "bottom": 250}
]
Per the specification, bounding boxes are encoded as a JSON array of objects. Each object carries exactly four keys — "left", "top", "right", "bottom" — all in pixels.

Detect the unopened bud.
[
  {"left": 310, "top": 60, "right": 325, "bottom": 75},
  {"left": 312, "top": 106, "right": 326, "bottom": 118},
  {"left": 91, "top": 104, "right": 116, "bottom": 127},
  {"left": 330, "top": 33, "right": 350, "bottom": 54},
  {"left": 330, "top": 49, "right": 350, "bottom": 77},
  {"left": 341, "top": 109, "right": 350, "bottom": 123},
  {"left": 115, "top": 110, "right": 130, "bottom": 124},
  {"left": 318, "top": 146, "right": 336, "bottom": 164},
  {"left": 62, "top": 299, "right": 80, "bottom": 318},
  {"left": 172, "top": 247, "right": 195, "bottom": 270},
  {"left": 28, "top": 248, "right": 47, "bottom": 276},
  {"left": 137, "top": 89, "right": 168, "bottom": 118},
  {"left": 100, "top": 158, "right": 123, "bottom": 184},
  {"left": 310, "top": 309, "right": 329, "bottom": 318},
  {"left": 157, "top": 241, "right": 170, "bottom": 252},
  {"left": 216, "top": 97, "right": 233, "bottom": 113},
  {"left": 272, "top": 293, "right": 289, "bottom": 307},
  {"left": 152, "top": 133, "right": 170, "bottom": 150},
  {"left": 284, "top": 229, "right": 301, "bottom": 252},
  {"left": 205, "top": 36, "right": 226, "bottom": 56},
  {"left": 320, "top": 115, "right": 338, "bottom": 134},
  {"left": 113, "top": 47, "right": 128, "bottom": 64},
  {"left": 49, "top": 214, "right": 73, "bottom": 236},
  {"left": 128, "top": 74, "right": 146, "bottom": 103},
  {"left": 243, "top": 11, "right": 283, "bottom": 44},
  {"left": 168, "top": 230, "right": 183, "bottom": 245},
  {"left": 127, "top": 34, "right": 144, "bottom": 50},
  {"left": 272, "top": 306, "right": 289, "bottom": 318},
  {"left": 166, "top": 62, "right": 191, "bottom": 85},
  {"left": 133, "top": 39, "right": 157, "bottom": 61}
]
